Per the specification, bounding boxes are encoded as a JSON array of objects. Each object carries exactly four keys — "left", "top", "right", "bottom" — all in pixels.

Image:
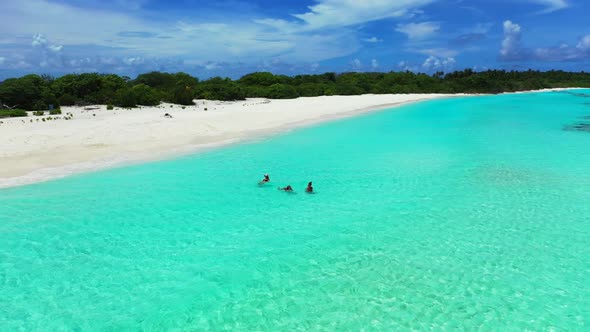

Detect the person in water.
[
  {"left": 305, "top": 181, "right": 313, "bottom": 193},
  {"left": 260, "top": 174, "right": 270, "bottom": 184},
  {"left": 280, "top": 185, "right": 293, "bottom": 192}
]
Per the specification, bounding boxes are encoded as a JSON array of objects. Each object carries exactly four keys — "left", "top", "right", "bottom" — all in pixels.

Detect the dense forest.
[{"left": 1, "top": 70, "right": 590, "bottom": 113}]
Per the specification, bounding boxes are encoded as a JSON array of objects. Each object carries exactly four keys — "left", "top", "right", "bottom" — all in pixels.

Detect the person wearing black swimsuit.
[{"left": 280, "top": 185, "right": 293, "bottom": 192}]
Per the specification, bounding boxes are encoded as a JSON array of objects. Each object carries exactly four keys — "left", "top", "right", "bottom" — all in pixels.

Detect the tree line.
[{"left": 1, "top": 69, "right": 589, "bottom": 112}]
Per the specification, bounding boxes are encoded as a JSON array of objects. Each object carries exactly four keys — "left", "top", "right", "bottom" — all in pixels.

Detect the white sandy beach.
[
  {"left": 2, "top": 89, "right": 577, "bottom": 189},
  {"left": 0, "top": 94, "right": 461, "bottom": 188}
]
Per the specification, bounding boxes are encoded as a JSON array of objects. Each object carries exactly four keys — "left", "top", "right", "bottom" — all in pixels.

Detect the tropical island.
[
  {"left": 1, "top": 70, "right": 590, "bottom": 116},
  {"left": 1, "top": 69, "right": 589, "bottom": 187}
]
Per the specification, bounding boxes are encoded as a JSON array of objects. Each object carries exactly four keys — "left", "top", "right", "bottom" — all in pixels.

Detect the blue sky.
[{"left": 0, "top": 0, "right": 589, "bottom": 79}]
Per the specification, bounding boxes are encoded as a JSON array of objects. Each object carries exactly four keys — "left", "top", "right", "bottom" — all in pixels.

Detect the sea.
[{"left": 1, "top": 90, "right": 589, "bottom": 330}]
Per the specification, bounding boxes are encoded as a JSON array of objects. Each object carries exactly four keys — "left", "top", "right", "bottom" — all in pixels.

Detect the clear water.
[{"left": 1, "top": 91, "right": 590, "bottom": 330}]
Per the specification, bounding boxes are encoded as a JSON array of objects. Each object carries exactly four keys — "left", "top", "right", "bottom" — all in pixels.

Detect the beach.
[
  {"left": 1, "top": 89, "right": 582, "bottom": 189},
  {"left": 0, "top": 94, "right": 461, "bottom": 188},
  {"left": 2, "top": 89, "right": 589, "bottom": 330}
]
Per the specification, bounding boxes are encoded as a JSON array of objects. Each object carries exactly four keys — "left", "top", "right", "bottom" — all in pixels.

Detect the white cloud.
[
  {"left": 48, "top": 44, "right": 63, "bottom": 52},
  {"left": 123, "top": 57, "right": 144, "bottom": 66},
  {"left": 501, "top": 20, "right": 521, "bottom": 53},
  {"left": 0, "top": 57, "right": 5, "bottom": 65},
  {"left": 533, "top": 47, "right": 575, "bottom": 61},
  {"left": 363, "top": 37, "right": 383, "bottom": 43},
  {"left": 31, "top": 33, "right": 47, "bottom": 47},
  {"left": 533, "top": 35, "right": 590, "bottom": 61},
  {"left": 394, "top": 8, "right": 425, "bottom": 19},
  {"left": 500, "top": 20, "right": 527, "bottom": 60},
  {"left": 0, "top": 0, "right": 444, "bottom": 74},
  {"left": 499, "top": 20, "right": 590, "bottom": 62},
  {"left": 530, "top": 0, "right": 569, "bottom": 13},
  {"left": 371, "top": 59, "right": 379, "bottom": 70},
  {"left": 285, "top": 32, "right": 360, "bottom": 62},
  {"left": 204, "top": 62, "right": 221, "bottom": 70},
  {"left": 0, "top": 0, "right": 369, "bottom": 68},
  {"left": 398, "top": 55, "right": 455, "bottom": 73},
  {"left": 32, "top": 33, "right": 63, "bottom": 53},
  {"left": 396, "top": 22, "right": 440, "bottom": 40},
  {"left": 397, "top": 60, "right": 418, "bottom": 72},
  {"left": 350, "top": 58, "right": 362, "bottom": 71},
  {"left": 25, "top": 34, "right": 66, "bottom": 69},
  {"left": 422, "top": 55, "right": 455, "bottom": 71},
  {"left": 1, "top": 1, "right": 149, "bottom": 46},
  {"left": 310, "top": 62, "right": 320, "bottom": 72},
  {"left": 253, "top": 18, "right": 297, "bottom": 32},
  {"left": 67, "top": 58, "right": 90, "bottom": 68},
  {"left": 414, "top": 47, "right": 458, "bottom": 58},
  {"left": 577, "top": 35, "right": 590, "bottom": 51},
  {"left": 293, "top": 0, "right": 436, "bottom": 31}
]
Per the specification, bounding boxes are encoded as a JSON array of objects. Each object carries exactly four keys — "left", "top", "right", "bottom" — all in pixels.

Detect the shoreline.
[{"left": 0, "top": 89, "right": 583, "bottom": 189}]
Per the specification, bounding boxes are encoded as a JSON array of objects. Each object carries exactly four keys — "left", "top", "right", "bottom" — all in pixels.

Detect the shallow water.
[{"left": 1, "top": 91, "right": 590, "bottom": 330}]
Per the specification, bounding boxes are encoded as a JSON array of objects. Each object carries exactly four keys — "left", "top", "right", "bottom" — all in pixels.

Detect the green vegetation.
[
  {"left": 0, "top": 109, "right": 27, "bottom": 118},
  {"left": 135, "top": 72, "right": 198, "bottom": 105},
  {"left": 1, "top": 70, "right": 589, "bottom": 110},
  {"left": 33, "top": 111, "right": 45, "bottom": 116},
  {"left": 52, "top": 73, "right": 125, "bottom": 106},
  {"left": 106, "top": 104, "right": 114, "bottom": 110},
  {"left": 0, "top": 74, "right": 57, "bottom": 111},
  {"left": 49, "top": 108, "right": 62, "bottom": 115}
]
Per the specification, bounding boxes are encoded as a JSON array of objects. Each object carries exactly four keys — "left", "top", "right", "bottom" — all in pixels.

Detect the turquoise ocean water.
[{"left": 1, "top": 91, "right": 590, "bottom": 330}]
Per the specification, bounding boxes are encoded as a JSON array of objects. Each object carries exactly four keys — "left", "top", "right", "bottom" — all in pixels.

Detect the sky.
[{"left": 0, "top": 0, "right": 589, "bottom": 79}]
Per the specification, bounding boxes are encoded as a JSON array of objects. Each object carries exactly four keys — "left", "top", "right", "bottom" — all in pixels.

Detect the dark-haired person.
[
  {"left": 280, "top": 185, "right": 293, "bottom": 192},
  {"left": 259, "top": 174, "right": 270, "bottom": 184}
]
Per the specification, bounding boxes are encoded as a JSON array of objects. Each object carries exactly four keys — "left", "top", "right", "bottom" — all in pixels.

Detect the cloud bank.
[
  {"left": 0, "top": 0, "right": 587, "bottom": 78},
  {"left": 0, "top": 0, "right": 443, "bottom": 76},
  {"left": 500, "top": 20, "right": 590, "bottom": 62}
]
